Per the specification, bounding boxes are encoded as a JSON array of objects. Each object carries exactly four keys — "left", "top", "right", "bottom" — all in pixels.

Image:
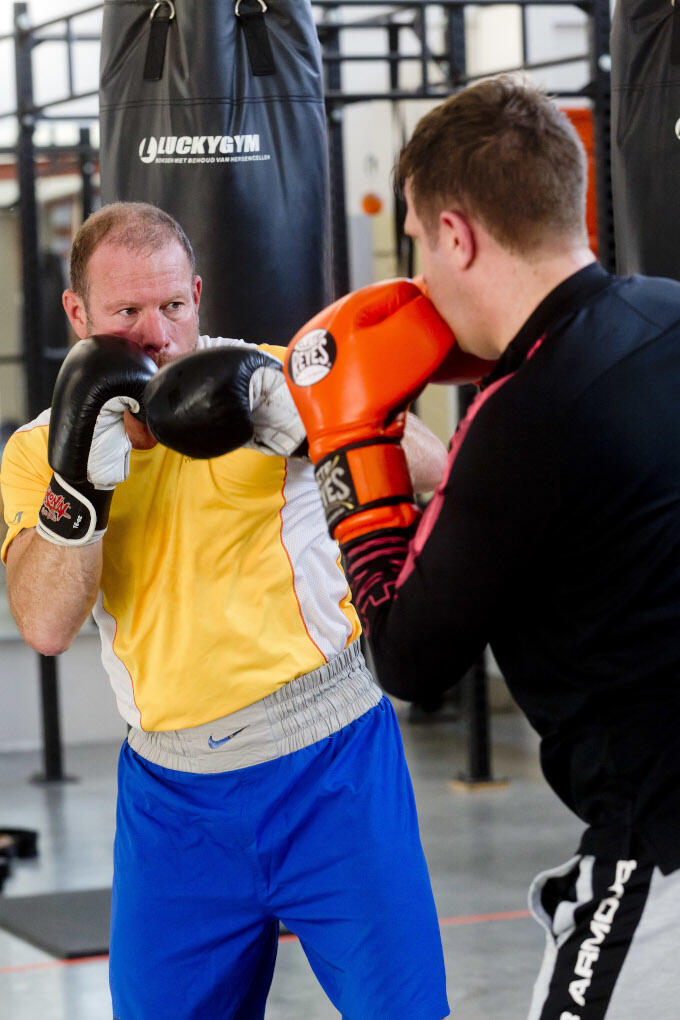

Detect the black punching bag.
[
  {"left": 611, "top": 0, "right": 680, "bottom": 279},
  {"left": 99, "top": 0, "right": 332, "bottom": 345}
]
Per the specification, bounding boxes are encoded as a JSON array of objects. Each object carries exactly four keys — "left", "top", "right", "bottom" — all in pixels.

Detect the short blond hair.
[{"left": 70, "top": 201, "right": 196, "bottom": 302}]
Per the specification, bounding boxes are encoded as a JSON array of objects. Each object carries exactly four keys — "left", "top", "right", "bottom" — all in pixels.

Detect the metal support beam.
[
  {"left": 79, "top": 125, "right": 95, "bottom": 222},
  {"left": 450, "top": 384, "right": 499, "bottom": 785},
  {"left": 14, "top": 1, "right": 70, "bottom": 784},
  {"left": 14, "top": 3, "right": 44, "bottom": 415},
  {"left": 445, "top": 2, "right": 467, "bottom": 87},
  {"left": 321, "top": 14, "right": 351, "bottom": 298},
  {"left": 588, "top": 0, "right": 615, "bottom": 272},
  {"left": 31, "top": 656, "right": 67, "bottom": 784},
  {"left": 389, "top": 23, "right": 414, "bottom": 278},
  {"left": 459, "top": 655, "right": 493, "bottom": 782}
]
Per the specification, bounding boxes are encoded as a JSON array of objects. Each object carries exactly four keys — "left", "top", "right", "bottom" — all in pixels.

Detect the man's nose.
[{"left": 131, "top": 311, "right": 167, "bottom": 352}]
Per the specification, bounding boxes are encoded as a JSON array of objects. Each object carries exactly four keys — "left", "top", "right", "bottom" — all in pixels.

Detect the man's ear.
[
  {"left": 62, "top": 290, "right": 89, "bottom": 339},
  {"left": 192, "top": 275, "right": 202, "bottom": 309},
  {"left": 440, "top": 210, "right": 476, "bottom": 270}
]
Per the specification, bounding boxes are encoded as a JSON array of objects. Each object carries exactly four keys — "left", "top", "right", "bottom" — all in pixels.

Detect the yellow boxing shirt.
[{"left": 0, "top": 338, "right": 360, "bottom": 731}]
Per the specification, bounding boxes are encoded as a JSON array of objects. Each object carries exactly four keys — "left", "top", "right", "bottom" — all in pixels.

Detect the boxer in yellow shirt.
[{"left": 1, "top": 202, "right": 450, "bottom": 1019}]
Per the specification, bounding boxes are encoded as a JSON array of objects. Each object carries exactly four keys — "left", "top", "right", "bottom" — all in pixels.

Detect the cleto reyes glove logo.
[
  {"left": 288, "top": 329, "right": 337, "bottom": 386},
  {"left": 41, "top": 484, "right": 72, "bottom": 523},
  {"left": 315, "top": 453, "right": 357, "bottom": 528}
]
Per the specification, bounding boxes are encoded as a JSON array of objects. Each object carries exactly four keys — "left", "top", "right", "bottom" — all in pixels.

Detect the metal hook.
[
  {"left": 235, "top": 0, "right": 267, "bottom": 14},
  {"left": 150, "top": 1, "right": 176, "bottom": 20}
]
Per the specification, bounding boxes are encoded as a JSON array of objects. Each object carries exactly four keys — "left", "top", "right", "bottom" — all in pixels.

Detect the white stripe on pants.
[{"left": 527, "top": 852, "right": 680, "bottom": 1019}]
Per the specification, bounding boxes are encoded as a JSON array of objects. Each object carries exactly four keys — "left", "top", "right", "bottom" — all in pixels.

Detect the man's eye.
[{"left": 119, "top": 308, "right": 137, "bottom": 317}]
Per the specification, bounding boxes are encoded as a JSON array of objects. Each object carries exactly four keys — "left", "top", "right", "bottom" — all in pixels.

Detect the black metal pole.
[
  {"left": 321, "top": 14, "right": 351, "bottom": 299},
  {"left": 14, "top": 2, "right": 69, "bottom": 783},
  {"left": 35, "top": 656, "right": 65, "bottom": 782},
  {"left": 389, "top": 23, "right": 414, "bottom": 279},
  {"left": 14, "top": 3, "right": 44, "bottom": 416},
  {"left": 444, "top": 23, "right": 496, "bottom": 783},
  {"left": 79, "top": 125, "right": 95, "bottom": 222},
  {"left": 445, "top": 2, "right": 467, "bottom": 88},
  {"left": 458, "top": 656, "right": 493, "bottom": 782},
  {"left": 455, "top": 384, "right": 495, "bottom": 784},
  {"left": 589, "top": 0, "right": 615, "bottom": 273}
]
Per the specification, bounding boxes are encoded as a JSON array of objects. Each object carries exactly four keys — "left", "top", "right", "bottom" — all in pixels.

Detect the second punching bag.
[
  {"left": 611, "top": 0, "right": 680, "bottom": 279},
  {"left": 99, "top": 0, "right": 331, "bottom": 345}
]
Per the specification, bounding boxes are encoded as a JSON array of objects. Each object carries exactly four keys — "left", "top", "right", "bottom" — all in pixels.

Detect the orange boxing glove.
[
  {"left": 411, "top": 275, "right": 497, "bottom": 384},
  {"left": 284, "top": 278, "right": 455, "bottom": 544},
  {"left": 429, "top": 343, "right": 497, "bottom": 385}
]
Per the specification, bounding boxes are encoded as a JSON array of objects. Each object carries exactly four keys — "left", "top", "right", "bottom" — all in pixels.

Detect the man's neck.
[{"left": 487, "top": 246, "right": 596, "bottom": 358}]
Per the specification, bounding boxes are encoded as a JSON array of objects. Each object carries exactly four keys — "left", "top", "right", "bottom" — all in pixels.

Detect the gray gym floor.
[{"left": 0, "top": 698, "right": 584, "bottom": 1019}]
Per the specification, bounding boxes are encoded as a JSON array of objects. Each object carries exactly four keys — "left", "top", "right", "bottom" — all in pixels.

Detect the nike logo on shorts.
[{"left": 208, "top": 726, "right": 247, "bottom": 749}]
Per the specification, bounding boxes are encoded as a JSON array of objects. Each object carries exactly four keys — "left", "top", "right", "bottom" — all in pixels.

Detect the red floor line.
[
  {"left": 0, "top": 954, "right": 109, "bottom": 974},
  {"left": 0, "top": 910, "right": 533, "bottom": 974},
  {"left": 440, "top": 909, "right": 531, "bottom": 926}
]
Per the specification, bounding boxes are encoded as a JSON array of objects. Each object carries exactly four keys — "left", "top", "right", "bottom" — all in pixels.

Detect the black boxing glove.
[
  {"left": 37, "top": 336, "right": 157, "bottom": 547},
  {"left": 144, "top": 345, "right": 307, "bottom": 459}
]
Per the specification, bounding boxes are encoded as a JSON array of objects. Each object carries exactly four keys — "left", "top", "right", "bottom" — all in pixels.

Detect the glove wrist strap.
[
  {"left": 36, "top": 473, "right": 112, "bottom": 547},
  {"left": 334, "top": 502, "right": 419, "bottom": 545},
  {"left": 313, "top": 438, "right": 417, "bottom": 541}
]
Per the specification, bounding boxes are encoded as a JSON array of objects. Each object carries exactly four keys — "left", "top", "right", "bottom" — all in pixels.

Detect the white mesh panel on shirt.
[
  {"left": 92, "top": 591, "right": 142, "bottom": 729},
  {"left": 280, "top": 458, "right": 354, "bottom": 660}
]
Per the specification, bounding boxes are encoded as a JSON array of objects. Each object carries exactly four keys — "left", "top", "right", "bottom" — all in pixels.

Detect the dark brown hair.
[
  {"left": 69, "top": 201, "right": 196, "bottom": 302},
  {"left": 395, "top": 75, "right": 588, "bottom": 253}
]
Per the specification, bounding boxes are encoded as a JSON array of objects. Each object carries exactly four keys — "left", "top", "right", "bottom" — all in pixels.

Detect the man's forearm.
[
  {"left": 6, "top": 529, "right": 102, "bottom": 656},
  {"left": 403, "top": 412, "right": 447, "bottom": 495}
]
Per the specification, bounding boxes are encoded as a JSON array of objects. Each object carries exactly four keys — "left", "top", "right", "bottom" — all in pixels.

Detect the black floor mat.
[{"left": 0, "top": 888, "right": 111, "bottom": 959}]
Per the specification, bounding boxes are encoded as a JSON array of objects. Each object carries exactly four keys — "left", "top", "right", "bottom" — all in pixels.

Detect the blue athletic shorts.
[{"left": 109, "top": 696, "right": 450, "bottom": 1019}]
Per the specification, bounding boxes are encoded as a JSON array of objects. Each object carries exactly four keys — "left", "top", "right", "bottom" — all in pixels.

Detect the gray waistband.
[{"left": 126, "top": 640, "right": 382, "bottom": 773}]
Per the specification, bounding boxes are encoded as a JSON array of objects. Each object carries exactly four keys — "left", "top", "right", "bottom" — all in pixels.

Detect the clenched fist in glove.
[
  {"left": 283, "top": 278, "right": 456, "bottom": 544},
  {"left": 37, "top": 336, "right": 157, "bottom": 547},
  {"left": 144, "top": 345, "right": 306, "bottom": 459},
  {"left": 87, "top": 395, "right": 143, "bottom": 489}
]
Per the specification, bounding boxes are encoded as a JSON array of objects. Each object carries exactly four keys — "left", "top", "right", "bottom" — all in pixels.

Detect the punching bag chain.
[
  {"left": 144, "top": 0, "right": 176, "bottom": 81},
  {"left": 235, "top": 0, "right": 276, "bottom": 77}
]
